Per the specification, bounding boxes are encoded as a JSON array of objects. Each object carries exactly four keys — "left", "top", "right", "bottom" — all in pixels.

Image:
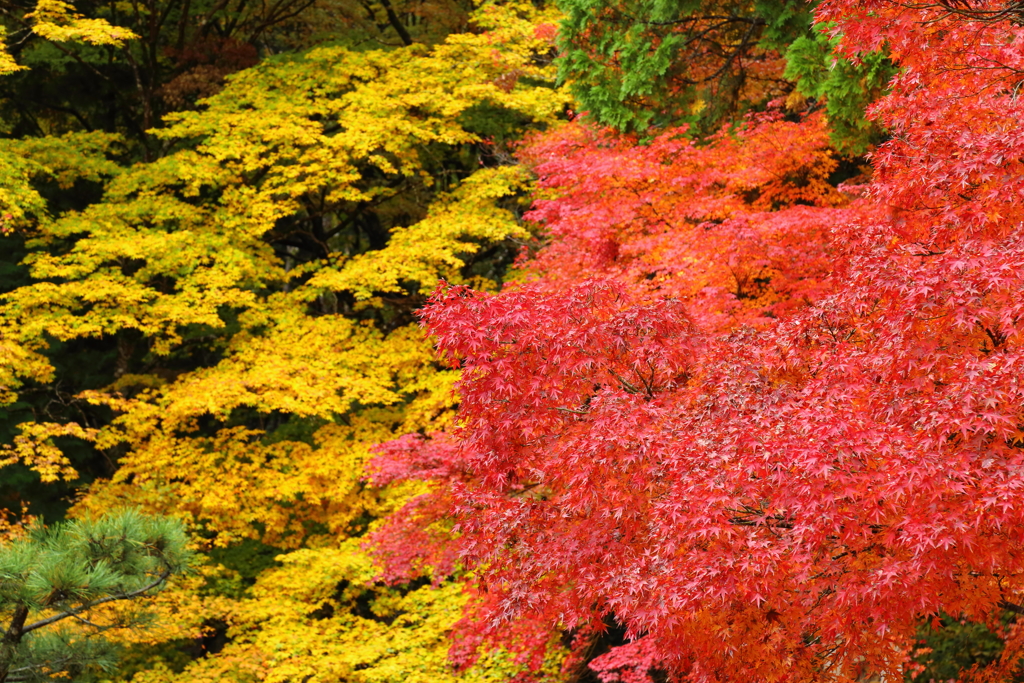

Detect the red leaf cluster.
[{"left": 518, "top": 111, "right": 857, "bottom": 331}]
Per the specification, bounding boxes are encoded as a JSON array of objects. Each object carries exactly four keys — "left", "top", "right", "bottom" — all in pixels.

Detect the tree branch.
[
  {"left": 0, "top": 605, "right": 31, "bottom": 682},
  {"left": 21, "top": 570, "right": 171, "bottom": 635},
  {"left": 376, "top": 0, "right": 413, "bottom": 46},
  {"left": 1000, "top": 599, "right": 1024, "bottom": 616}
]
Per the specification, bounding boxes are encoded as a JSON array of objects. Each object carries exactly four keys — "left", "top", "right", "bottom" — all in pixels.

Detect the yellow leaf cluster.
[
  {"left": 0, "top": 332, "right": 52, "bottom": 407},
  {"left": 122, "top": 540, "right": 563, "bottom": 683},
  {"left": 79, "top": 420, "right": 428, "bottom": 548},
  {"left": 0, "top": 421, "right": 97, "bottom": 483},
  {"left": 311, "top": 165, "right": 534, "bottom": 300},
  {"left": 28, "top": 0, "right": 138, "bottom": 46},
  {"left": 0, "top": 143, "right": 47, "bottom": 229},
  {"left": 0, "top": 27, "right": 25, "bottom": 75},
  {"left": 1, "top": 9, "right": 567, "bottom": 373}
]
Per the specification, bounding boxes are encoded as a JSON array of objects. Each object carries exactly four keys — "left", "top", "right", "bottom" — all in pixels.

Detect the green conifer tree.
[{"left": 0, "top": 510, "right": 191, "bottom": 682}]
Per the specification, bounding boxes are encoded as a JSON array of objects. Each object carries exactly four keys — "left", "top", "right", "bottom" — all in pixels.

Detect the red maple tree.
[{"left": 369, "top": 2, "right": 1024, "bottom": 681}]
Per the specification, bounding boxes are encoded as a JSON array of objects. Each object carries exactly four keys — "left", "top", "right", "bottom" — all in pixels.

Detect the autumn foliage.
[
  {"left": 368, "top": 1, "right": 1024, "bottom": 682},
  {"left": 4, "top": 0, "right": 1024, "bottom": 681},
  {"left": 1, "top": 1, "right": 571, "bottom": 679},
  {"left": 517, "top": 110, "right": 851, "bottom": 329}
]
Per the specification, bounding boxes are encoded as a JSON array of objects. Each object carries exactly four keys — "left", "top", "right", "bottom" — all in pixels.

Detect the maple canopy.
[{"left": 368, "top": 1, "right": 1024, "bottom": 682}]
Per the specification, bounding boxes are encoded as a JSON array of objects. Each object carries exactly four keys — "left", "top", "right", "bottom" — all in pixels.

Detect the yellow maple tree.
[{"left": 1, "top": 1, "right": 569, "bottom": 679}]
